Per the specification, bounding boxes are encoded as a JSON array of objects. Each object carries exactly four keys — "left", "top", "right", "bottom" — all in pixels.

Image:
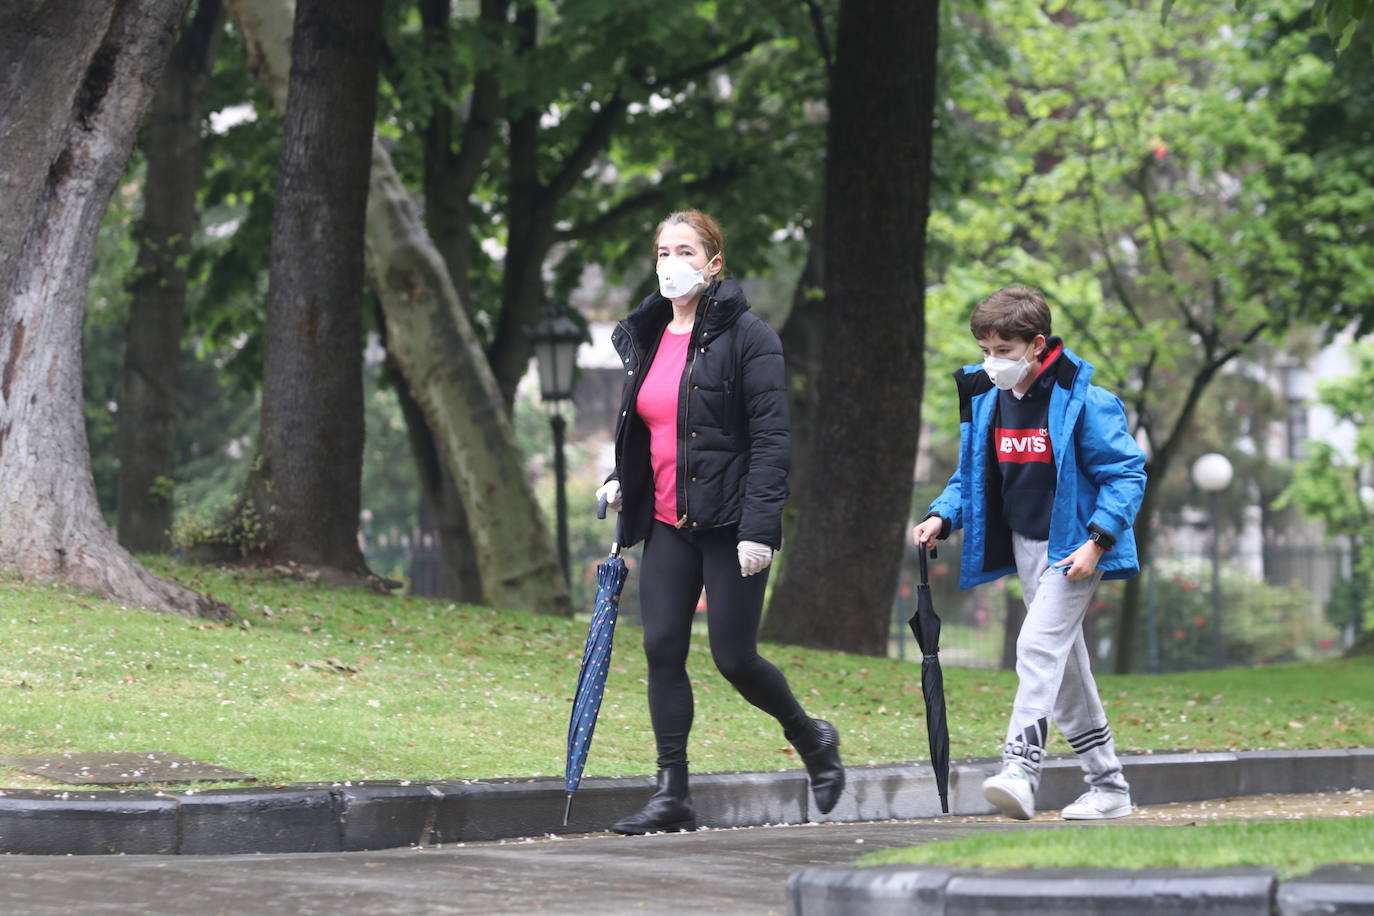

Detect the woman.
[{"left": 596, "top": 210, "right": 844, "bottom": 834}]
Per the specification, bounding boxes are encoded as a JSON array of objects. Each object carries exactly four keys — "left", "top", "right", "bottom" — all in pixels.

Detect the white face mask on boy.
[
  {"left": 657, "top": 256, "right": 710, "bottom": 300},
  {"left": 983, "top": 353, "right": 1032, "bottom": 390}
]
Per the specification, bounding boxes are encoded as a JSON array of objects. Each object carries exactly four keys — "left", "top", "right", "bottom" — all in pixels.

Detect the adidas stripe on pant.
[{"left": 1001, "top": 532, "right": 1129, "bottom": 794}]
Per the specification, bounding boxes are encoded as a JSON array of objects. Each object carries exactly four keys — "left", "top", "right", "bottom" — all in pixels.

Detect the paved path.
[
  {"left": 0, "top": 821, "right": 1016, "bottom": 915},
  {"left": 2, "top": 791, "right": 1368, "bottom": 915}
]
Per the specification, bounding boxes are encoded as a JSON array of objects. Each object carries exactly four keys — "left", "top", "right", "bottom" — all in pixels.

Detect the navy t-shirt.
[{"left": 991, "top": 343, "right": 1063, "bottom": 540}]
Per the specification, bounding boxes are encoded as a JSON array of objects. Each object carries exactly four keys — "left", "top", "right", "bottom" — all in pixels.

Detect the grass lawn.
[
  {"left": 0, "top": 559, "right": 1370, "bottom": 787},
  {"left": 857, "top": 818, "right": 1374, "bottom": 878}
]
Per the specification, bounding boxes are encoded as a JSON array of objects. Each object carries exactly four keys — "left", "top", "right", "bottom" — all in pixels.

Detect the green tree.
[
  {"left": 1165, "top": 0, "right": 1373, "bottom": 53},
  {"left": 379, "top": 0, "right": 827, "bottom": 599},
  {"left": 117, "top": 0, "right": 225, "bottom": 553},
  {"left": 236, "top": 0, "right": 384, "bottom": 574},
  {"left": 929, "top": 0, "right": 1374, "bottom": 671},
  {"left": 1276, "top": 343, "right": 1374, "bottom": 640},
  {"left": 763, "top": 0, "right": 939, "bottom": 655},
  {"left": 228, "top": 0, "right": 574, "bottom": 615}
]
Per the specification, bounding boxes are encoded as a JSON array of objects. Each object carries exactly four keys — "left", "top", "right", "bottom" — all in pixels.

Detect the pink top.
[{"left": 636, "top": 326, "right": 692, "bottom": 525}]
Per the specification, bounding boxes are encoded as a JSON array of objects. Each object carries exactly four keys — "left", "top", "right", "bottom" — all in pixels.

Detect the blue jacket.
[{"left": 927, "top": 345, "right": 1147, "bottom": 589}]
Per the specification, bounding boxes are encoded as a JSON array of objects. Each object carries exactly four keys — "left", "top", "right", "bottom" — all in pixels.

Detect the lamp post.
[
  {"left": 1358, "top": 485, "right": 1374, "bottom": 641},
  {"left": 527, "top": 308, "right": 587, "bottom": 586},
  {"left": 1192, "top": 453, "right": 1233, "bottom": 668}
]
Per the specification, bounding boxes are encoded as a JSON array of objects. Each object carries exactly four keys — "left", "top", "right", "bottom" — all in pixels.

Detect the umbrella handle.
[
  {"left": 598, "top": 494, "right": 624, "bottom": 558},
  {"left": 919, "top": 541, "right": 938, "bottom": 584}
]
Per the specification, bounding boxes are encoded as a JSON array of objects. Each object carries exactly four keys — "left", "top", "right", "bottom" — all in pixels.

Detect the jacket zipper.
[
  {"left": 675, "top": 296, "right": 714, "bottom": 528},
  {"left": 612, "top": 319, "right": 645, "bottom": 447}
]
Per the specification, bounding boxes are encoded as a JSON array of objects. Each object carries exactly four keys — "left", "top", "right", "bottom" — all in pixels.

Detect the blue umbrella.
[{"left": 563, "top": 496, "right": 628, "bottom": 825}]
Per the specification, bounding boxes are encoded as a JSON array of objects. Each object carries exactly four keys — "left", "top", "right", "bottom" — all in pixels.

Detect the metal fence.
[
  {"left": 384, "top": 525, "right": 1360, "bottom": 674},
  {"left": 890, "top": 534, "right": 1360, "bottom": 672}
]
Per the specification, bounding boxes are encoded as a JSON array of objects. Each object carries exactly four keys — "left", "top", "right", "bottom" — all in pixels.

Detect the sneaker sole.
[
  {"left": 1062, "top": 806, "right": 1132, "bottom": 821},
  {"left": 983, "top": 783, "right": 1034, "bottom": 820}
]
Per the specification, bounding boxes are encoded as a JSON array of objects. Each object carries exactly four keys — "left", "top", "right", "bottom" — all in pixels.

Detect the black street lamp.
[
  {"left": 1192, "top": 452, "right": 1233, "bottom": 668},
  {"left": 527, "top": 307, "right": 587, "bottom": 585}
]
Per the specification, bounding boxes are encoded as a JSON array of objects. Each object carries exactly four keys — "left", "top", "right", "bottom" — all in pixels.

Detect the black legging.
[{"left": 638, "top": 520, "right": 811, "bottom": 769}]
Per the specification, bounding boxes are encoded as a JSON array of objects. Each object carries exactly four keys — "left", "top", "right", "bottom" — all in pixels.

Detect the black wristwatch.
[{"left": 1087, "top": 527, "right": 1115, "bottom": 551}]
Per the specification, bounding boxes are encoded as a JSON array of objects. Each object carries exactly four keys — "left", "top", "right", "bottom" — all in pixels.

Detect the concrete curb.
[
  {"left": 0, "top": 748, "right": 1368, "bottom": 855},
  {"left": 789, "top": 865, "right": 1374, "bottom": 915}
]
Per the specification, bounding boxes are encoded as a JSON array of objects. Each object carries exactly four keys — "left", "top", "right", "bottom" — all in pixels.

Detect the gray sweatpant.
[{"left": 1002, "top": 532, "right": 1129, "bottom": 793}]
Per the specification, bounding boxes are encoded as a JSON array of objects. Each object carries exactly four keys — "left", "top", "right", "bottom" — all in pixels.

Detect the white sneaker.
[
  {"left": 1061, "top": 788, "right": 1133, "bottom": 820},
  {"left": 982, "top": 762, "right": 1035, "bottom": 820}
]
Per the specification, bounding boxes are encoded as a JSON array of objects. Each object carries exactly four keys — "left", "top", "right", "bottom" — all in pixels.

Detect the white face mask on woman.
[
  {"left": 657, "top": 255, "right": 707, "bottom": 300},
  {"left": 982, "top": 353, "right": 1032, "bottom": 390}
]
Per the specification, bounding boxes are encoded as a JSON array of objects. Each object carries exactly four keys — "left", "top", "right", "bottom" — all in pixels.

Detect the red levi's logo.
[{"left": 996, "top": 427, "right": 1052, "bottom": 463}]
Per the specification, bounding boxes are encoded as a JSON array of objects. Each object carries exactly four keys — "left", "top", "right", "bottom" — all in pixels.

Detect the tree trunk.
[
  {"left": 364, "top": 144, "right": 570, "bottom": 615},
  {"left": 774, "top": 232, "right": 824, "bottom": 571},
  {"left": 0, "top": 0, "right": 233, "bottom": 621},
  {"left": 117, "top": 0, "right": 224, "bottom": 554},
  {"left": 1113, "top": 359, "right": 1224, "bottom": 671},
  {"left": 1114, "top": 463, "right": 1163, "bottom": 673},
  {"left": 384, "top": 343, "right": 482, "bottom": 601},
  {"left": 239, "top": 0, "right": 382, "bottom": 572},
  {"left": 487, "top": 3, "right": 551, "bottom": 410},
  {"left": 414, "top": 0, "right": 502, "bottom": 596},
  {"left": 228, "top": 0, "right": 571, "bottom": 615},
  {"left": 763, "top": 0, "right": 938, "bottom": 655}
]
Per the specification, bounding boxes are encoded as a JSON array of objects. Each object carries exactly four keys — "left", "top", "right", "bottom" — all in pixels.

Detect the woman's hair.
[
  {"left": 654, "top": 210, "right": 726, "bottom": 266},
  {"left": 969, "top": 286, "right": 1052, "bottom": 344}
]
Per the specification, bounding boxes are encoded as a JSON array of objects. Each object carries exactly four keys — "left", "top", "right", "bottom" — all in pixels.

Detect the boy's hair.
[
  {"left": 654, "top": 210, "right": 726, "bottom": 269},
  {"left": 970, "top": 286, "right": 1052, "bottom": 343}
]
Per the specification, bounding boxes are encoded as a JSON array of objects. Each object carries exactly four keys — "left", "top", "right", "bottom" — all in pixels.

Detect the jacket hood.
[
  {"left": 956, "top": 336, "right": 1091, "bottom": 404},
  {"left": 622, "top": 278, "right": 750, "bottom": 347}
]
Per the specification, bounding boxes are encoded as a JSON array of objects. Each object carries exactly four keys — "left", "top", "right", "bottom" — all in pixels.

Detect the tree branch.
[
  {"left": 554, "top": 162, "right": 745, "bottom": 243},
  {"left": 801, "top": 0, "right": 833, "bottom": 79},
  {"left": 183, "top": 0, "right": 226, "bottom": 72},
  {"left": 450, "top": 0, "right": 507, "bottom": 195},
  {"left": 1084, "top": 118, "right": 1145, "bottom": 329},
  {"left": 1131, "top": 163, "right": 1208, "bottom": 338},
  {"left": 544, "top": 90, "right": 629, "bottom": 205},
  {"left": 640, "top": 34, "right": 770, "bottom": 90}
]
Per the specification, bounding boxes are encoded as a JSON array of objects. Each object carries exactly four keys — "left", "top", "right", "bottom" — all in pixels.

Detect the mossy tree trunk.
[{"left": 0, "top": 0, "right": 234, "bottom": 621}]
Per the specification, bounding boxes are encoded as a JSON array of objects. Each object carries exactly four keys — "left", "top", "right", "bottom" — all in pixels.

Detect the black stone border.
[
  {"left": 0, "top": 748, "right": 1367, "bottom": 855},
  {"left": 789, "top": 865, "right": 1374, "bottom": 915}
]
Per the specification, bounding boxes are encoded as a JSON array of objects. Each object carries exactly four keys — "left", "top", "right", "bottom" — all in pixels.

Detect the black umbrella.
[
  {"left": 907, "top": 542, "right": 949, "bottom": 814},
  {"left": 562, "top": 496, "right": 628, "bottom": 825}
]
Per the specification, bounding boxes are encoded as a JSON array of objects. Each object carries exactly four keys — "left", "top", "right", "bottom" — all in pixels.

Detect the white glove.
[
  {"left": 595, "top": 480, "right": 623, "bottom": 512},
  {"left": 737, "top": 540, "right": 773, "bottom": 577}
]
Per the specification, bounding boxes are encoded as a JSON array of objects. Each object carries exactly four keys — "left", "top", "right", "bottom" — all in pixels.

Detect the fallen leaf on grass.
[{"left": 304, "top": 659, "right": 359, "bottom": 675}]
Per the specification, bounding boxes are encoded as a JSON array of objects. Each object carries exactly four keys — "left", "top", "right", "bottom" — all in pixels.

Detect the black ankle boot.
[
  {"left": 611, "top": 766, "right": 696, "bottom": 835},
  {"left": 788, "top": 718, "right": 845, "bottom": 815}
]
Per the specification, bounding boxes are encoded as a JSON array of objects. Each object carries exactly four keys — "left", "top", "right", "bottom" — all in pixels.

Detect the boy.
[{"left": 911, "top": 286, "right": 1147, "bottom": 821}]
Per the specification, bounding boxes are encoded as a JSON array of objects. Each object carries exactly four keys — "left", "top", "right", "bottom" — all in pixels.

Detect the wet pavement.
[{"left": 0, "top": 791, "right": 1367, "bottom": 916}]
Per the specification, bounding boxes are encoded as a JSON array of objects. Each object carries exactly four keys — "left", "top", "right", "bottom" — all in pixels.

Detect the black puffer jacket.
[{"left": 609, "top": 278, "right": 789, "bottom": 550}]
